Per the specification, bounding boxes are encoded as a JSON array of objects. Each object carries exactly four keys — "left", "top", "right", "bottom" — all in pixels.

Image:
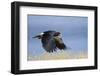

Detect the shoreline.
[{"left": 28, "top": 50, "right": 88, "bottom": 61}]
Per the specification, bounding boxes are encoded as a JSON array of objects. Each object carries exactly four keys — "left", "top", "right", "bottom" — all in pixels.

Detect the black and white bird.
[{"left": 33, "top": 30, "right": 67, "bottom": 53}]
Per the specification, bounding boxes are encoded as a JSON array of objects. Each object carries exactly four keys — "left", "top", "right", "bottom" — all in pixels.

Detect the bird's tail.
[{"left": 60, "top": 43, "right": 71, "bottom": 51}]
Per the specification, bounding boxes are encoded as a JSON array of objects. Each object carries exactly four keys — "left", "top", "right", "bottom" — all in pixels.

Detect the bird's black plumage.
[{"left": 33, "top": 30, "right": 67, "bottom": 53}]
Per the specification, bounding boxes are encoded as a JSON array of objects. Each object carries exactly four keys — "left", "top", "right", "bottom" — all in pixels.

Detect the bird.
[{"left": 32, "top": 30, "right": 67, "bottom": 53}]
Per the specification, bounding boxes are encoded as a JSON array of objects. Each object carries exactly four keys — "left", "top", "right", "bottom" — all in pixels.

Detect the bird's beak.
[
  {"left": 32, "top": 35, "right": 42, "bottom": 39},
  {"left": 32, "top": 32, "right": 44, "bottom": 39}
]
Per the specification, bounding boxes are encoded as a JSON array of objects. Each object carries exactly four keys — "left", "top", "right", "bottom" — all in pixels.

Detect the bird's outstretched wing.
[
  {"left": 41, "top": 36, "right": 57, "bottom": 53},
  {"left": 54, "top": 36, "right": 66, "bottom": 50}
]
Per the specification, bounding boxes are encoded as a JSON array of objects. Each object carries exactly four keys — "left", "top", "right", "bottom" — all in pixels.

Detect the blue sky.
[{"left": 28, "top": 15, "right": 88, "bottom": 55}]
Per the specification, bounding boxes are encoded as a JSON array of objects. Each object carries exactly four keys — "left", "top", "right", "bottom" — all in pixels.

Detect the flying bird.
[{"left": 33, "top": 30, "right": 67, "bottom": 53}]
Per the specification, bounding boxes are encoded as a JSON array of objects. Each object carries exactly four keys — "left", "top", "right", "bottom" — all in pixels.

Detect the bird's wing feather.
[
  {"left": 42, "top": 37, "right": 57, "bottom": 52},
  {"left": 54, "top": 36, "right": 66, "bottom": 50}
]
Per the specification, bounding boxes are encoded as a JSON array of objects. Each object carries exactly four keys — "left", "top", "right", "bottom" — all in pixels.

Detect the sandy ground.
[{"left": 28, "top": 50, "right": 87, "bottom": 61}]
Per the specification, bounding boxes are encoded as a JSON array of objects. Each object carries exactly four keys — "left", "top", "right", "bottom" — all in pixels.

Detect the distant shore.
[{"left": 28, "top": 50, "right": 88, "bottom": 61}]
